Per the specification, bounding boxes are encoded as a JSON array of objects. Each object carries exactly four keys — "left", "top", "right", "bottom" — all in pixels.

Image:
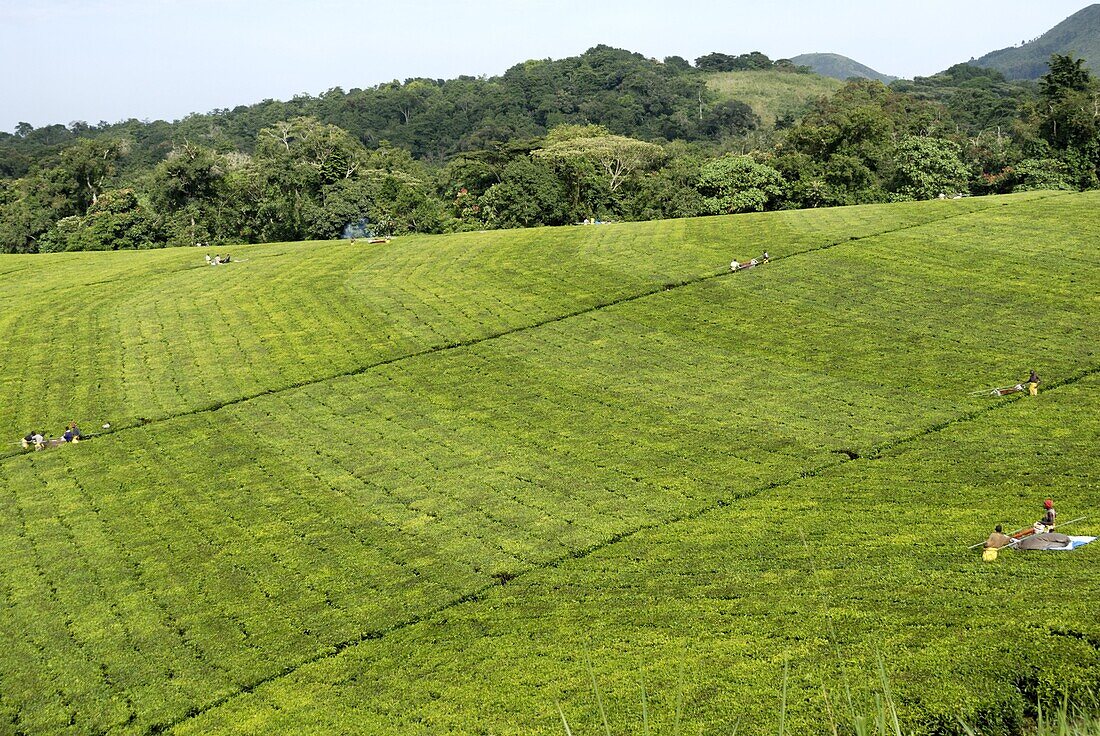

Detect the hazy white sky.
[{"left": 0, "top": 0, "right": 1091, "bottom": 132}]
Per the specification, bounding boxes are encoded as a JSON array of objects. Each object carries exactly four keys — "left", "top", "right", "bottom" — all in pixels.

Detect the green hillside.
[
  {"left": 706, "top": 70, "right": 844, "bottom": 127},
  {"left": 1, "top": 192, "right": 1098, "bottom": 734},
  {"left": 790, "top": 53, "right": 898, "bottom": 83},
  {"left": 971, "top": 4, "right": 1100, "bottom": 79}
]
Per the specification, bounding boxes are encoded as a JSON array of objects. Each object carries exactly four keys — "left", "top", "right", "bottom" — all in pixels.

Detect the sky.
[{"left": 0, "top": 0, "right": 1092, "bottom": 132}]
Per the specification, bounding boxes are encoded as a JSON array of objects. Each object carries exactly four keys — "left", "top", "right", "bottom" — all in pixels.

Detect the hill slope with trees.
[
  {"left": 970, "top": 3, "right": 1100, "bottom": 79},
  {"left": 706, "top": 69, "right": 845, "bottom": 128}
]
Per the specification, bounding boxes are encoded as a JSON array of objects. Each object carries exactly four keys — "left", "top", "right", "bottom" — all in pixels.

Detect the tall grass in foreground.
[
  {"left": 559, "top": 660, "right": 1100, "bottom": 736},
  {"left": 960, "top": 698, "right": 1100, "bottom": 736}
]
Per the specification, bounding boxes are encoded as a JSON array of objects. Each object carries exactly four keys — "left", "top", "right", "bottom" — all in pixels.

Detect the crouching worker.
[
  {"left": 984, "top": 525, "right": 1013, "bottom": 549},
  {"left": 982, "top": 524, "right": 1014, "bottom": 561},
  {"left": 981, "top": 521, "right": 1012, "bottom": 556},
  {"left": 1037, "top": 498, "right": 1056, "bottom": 531},
  {"left": 23, "top": 431, "right": 45, "bottom": 450},
  {"left": 62, "top": 422, "right": 84, "bottom": 444}
]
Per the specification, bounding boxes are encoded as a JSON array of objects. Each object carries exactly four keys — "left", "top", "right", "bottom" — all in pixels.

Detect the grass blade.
[
  {"left": 675, "top": 659, "right": 685, "bottom": 736},
  {"left": 877, "top": 654, "right": 902, "bottom": 736},
  {"left": 779, "top": 661, "right": 789, "bottom": 736},
  {"left": 556, "top": 702, "right": 574, "bottom": 736},
  {"left": 586, "top": 653, "right": 612, "bottom": 736}
]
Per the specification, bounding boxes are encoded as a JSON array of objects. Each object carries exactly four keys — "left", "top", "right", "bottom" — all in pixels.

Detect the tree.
[
  {"left": 481, "top": 157, "right": 569, "bottom": 228},
  {"left": 780, "top": 79, "right": 954, "bottom": 203},
  {"left": 772, "top": 151, "right": 833, "bottom": 208},
  {"left": 1036, "top": 55, "right": 1099, "bottom": 152},
  {"left": 695, "top": 53, "right": 740, "bottom": 72},
  {"left": 369, "top": 174, "right": 446, "bottom": 235},
  {"left": 695, "top": 52, "right": 774, "bottom": 72},
  {"left": 58, "top": 138, "right": 125, "bottom": 213},
  {"left": 151, "top": 143, "right": 226, "bottom": 246},
  {"left": 1010, "top": 158, "right": 1075, "bottom": 191},
  {"left": 388, "top": 79, "right": 441, "bottom": 126},
  {"left": 1032, "top": 55, "right": 1100, "bottom": 186},
  {"left": 697, "top": 155, "right": 785, "bottom": 214},
  {"left": 1040, "top": 55, "right": 1094, "bottom": 100},
  {"left": 256, "top": 116, "right": 366, "bottom": 185},
  {"left": 622, "top": 141, "right": 707, "bottom": 220},
  {"left": 245, "top": 117, "right": 373, "bottom": 241},
  {"left": 38, "top": 188, "right": 160, "bottom": 252},
  {"left": 700, "top": 100, "right": 759, "bottom": 139},
  {"left": 824, "top": 154, "right": 875, "bottom": 193},
  {"left": 0, "top": 167, "right": 83, "bottom": 252},
  {"left": 532, "top": 124, "right": 665, "bottom": 193},
  {"left": 663, "top": 56, "right": 693, "bottom": 72},
  {"left": 892, "top": 136, "right": 970, "bottom": 199}
]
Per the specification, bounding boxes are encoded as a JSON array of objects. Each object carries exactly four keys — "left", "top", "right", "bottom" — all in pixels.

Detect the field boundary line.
[
  {"left": 2, "top": 197, "right": 1046, "bottom": 468},
  {"left": 154, "top": 363, "right": 1098, "bottom": 734}
]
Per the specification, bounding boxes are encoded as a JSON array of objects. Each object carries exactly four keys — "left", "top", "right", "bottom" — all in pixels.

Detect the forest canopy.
[{"left": 1, "top": 47, "right": 1095, "bottom": 253}]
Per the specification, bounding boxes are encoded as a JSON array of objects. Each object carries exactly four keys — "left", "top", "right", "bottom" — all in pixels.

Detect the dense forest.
[{"left": 1, "top": 46, "right": 1097, "bottom": 253}]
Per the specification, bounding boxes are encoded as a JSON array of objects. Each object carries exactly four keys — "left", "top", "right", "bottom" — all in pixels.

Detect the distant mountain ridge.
[
  {"left": 789, "top": 53, "right": 897, "bottom": 83},
  {"left": 969, "top": 4, "right": 1100, "bottom": 79}
]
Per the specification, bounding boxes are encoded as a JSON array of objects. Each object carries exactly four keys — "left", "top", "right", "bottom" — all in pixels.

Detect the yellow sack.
[{"left": 982, "top": 547, "right": 998, "bottom": 562}]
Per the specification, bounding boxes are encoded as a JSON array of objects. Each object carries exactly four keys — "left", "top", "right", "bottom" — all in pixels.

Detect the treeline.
[
  {"left": 694, "top": 51, "right": 811, "bottom": 73},
  {"left": 0, "top": 48, "right": 1097, "bottom": 253}
]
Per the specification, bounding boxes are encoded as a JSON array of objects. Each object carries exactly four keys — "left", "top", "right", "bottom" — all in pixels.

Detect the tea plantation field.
[{"left": 0, "top": 191, "right": 1097, "bottom": 735}]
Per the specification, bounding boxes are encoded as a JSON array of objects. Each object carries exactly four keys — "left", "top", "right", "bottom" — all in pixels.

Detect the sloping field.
[
  {"left": 706, "top": 70, "right": 844, "bottom": 127},
  {"left": 0, "top": 196, "right": 1004, "bottom": 449},
  {"left": 177, "top": 374, "right": 1100, "bottom": 736},
  {"left": 0, "top": 191, "right": 1097, "bottom": 735}
]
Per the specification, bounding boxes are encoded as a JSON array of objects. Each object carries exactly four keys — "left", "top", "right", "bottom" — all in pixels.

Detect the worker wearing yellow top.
[{"left": 1027, "top": 369, "right": 1040, "bottom": 396}]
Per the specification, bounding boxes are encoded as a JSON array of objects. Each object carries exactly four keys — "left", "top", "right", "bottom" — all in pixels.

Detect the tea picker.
[
  {"left": 971, "top": 516, "right": 1090, "bottom": 559},
  {"left": 971, "top": 369, "right": 1041, "bottom": 397},
  {"left": 730, "top": 251, "right": 771, "bottom": 272}
]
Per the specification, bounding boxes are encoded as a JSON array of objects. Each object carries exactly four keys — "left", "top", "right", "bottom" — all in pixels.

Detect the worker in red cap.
[{"left": 1037, "top": 499, "right": 1057, "bottom": 530}]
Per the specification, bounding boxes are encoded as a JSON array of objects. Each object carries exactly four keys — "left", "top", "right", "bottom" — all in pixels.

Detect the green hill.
[
  {"left": 706, "top": 70, "right": 845, "bottom": 127},
  {"left": 790, "top": 53, "right": 898, "bottom": 83},
  {"left": 1, "top": 192, "right": 1098, "bottom": 734},
  {"left": 970, "top": 4, "right": 1100, "bottom": 79}
]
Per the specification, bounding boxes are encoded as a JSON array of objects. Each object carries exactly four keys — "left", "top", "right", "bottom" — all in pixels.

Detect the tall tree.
[
  {"left": 697, "top": 155, "right": 785, "bottom": 213},
  {"left": 1037, "top": 55, "right": 1099, "bottom": 152},
  {"left": 532, "top": 124, "right": 664, "bottom": 199},
  {"left": 151, "top": 143, "right": 227, "bottom": 246},
  {"left": 700, "top": 100, "right": 760, "bottom": 139},
  {"left": 892, "top": 136, "right": 971, "bottom": 199},
  {"left": 58, "top": 138, "right": 125, "bottom": 213},
  {"left": 1040, "top": 55, "right": 1094, "bottom": 100}
]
